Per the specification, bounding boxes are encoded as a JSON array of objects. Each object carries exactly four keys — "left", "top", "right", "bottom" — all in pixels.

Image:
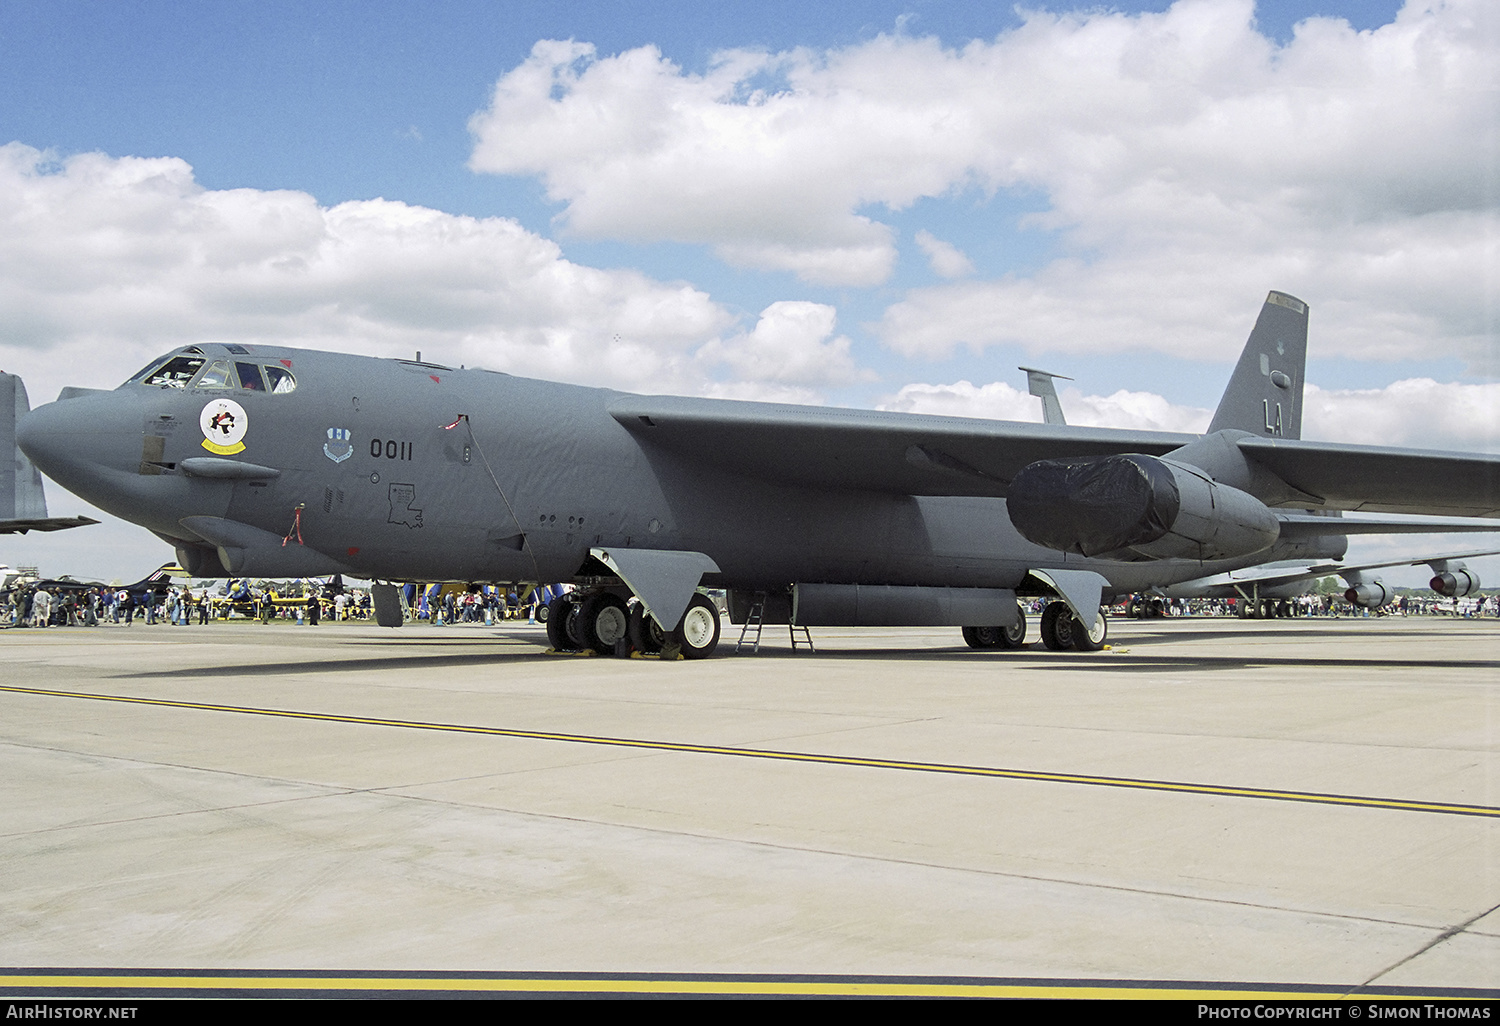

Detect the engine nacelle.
[
  {"left": 1431, "top": 569, "right": 1480, "bottom": 597},
  {"left": 1007, "top": 453, "right": 1280, "bottom": 561},
  {"left": 1345, "top": 581, "right": 1391, "bottom": 608}
]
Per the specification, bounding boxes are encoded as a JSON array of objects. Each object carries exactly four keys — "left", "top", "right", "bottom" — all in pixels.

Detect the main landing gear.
[
  {"left": 547, "top": 591, "right": 720, "bottom": 659},
  {"left": 961, "top": 617, "right": 1027, "bottom": 650},
  {"left": 1039, "top": 602, "right": 1108, "bottom": 652}
]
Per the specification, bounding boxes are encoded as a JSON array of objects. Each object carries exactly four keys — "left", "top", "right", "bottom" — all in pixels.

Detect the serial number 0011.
[{"left": 371, "top": 439, "right": 414, "bottom": 460}]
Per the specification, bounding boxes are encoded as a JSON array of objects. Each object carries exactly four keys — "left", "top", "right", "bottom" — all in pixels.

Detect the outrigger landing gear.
[{"left": 1039, "top": 601, "right": 1107, "bottom": 652}]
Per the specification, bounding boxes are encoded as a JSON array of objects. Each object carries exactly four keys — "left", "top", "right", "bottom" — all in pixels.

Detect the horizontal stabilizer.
[
  {"left": 0, "top": 515, "right": 100, "bottom": 535},
  {"left": 1241, "top": 437, "right": 1500, "bottom": 517},
  {"left": 1276, "top": 514, "right": 1500, "bottom": 538}
]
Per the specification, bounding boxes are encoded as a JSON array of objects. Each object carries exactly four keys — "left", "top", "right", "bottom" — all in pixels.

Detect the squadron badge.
[
  {"left": 199, "top": 398, "right": 248, "bottom": 455},
  {"left": 324, "top": 427, "right": 353, "bottom": 463}
]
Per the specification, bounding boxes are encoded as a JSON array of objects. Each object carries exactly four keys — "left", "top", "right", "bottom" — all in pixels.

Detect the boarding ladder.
[{"left": 735, "top": 592, "right": 815, "bottom": 654}]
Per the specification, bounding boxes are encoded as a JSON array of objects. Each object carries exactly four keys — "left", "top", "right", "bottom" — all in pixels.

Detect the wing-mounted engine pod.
[
  {"left": 1431, "top": 568, "right": 1480, "bottom": 597},
  {"left": 1007, "top": 453, "right": 1280, "bottom": 561},
  {"left": 1345, "top": 580, "right": 1391, "bottom": 608}
]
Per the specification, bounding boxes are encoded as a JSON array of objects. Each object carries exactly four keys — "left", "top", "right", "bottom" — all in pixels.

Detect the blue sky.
[
  {"left": 1, "top": 0, "right": 1495, "bottom": 583},
  {"left": 2, "top": 0, "right": 1430, "bottom": 398}
]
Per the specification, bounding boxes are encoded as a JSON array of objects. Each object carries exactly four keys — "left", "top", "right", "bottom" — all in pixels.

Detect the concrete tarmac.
[{"left": 2, "top": 614, "right": 1497, "bottom": 997}]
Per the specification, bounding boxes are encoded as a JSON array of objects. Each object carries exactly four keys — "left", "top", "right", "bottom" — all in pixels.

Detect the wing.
[
  {"left": 609, "top": 395, "right": 1190, "bottom": 497},
  {"left": 609, "top": 394, "right": 1500, "bottom": 516}
]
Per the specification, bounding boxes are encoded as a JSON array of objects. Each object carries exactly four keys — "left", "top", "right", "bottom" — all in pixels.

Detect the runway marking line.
[
  {"left": 0, "top": 971, "right": 1485, "bottom": 999},
  {"left": 4, "top": 685, "right": 1498, "bottom": 819}
]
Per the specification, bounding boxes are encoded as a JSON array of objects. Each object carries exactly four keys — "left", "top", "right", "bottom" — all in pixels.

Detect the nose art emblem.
[
  {"left": 199, "top": 398, "right": 248, "bottom": 455},
  {"left": 324, "top": 427, "right": 353, "bottom": 463}
]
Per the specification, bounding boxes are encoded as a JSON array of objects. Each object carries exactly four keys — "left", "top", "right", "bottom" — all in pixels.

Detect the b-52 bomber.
[{"left": 12, "top": 291, "right": 1500, "bottom": 658}]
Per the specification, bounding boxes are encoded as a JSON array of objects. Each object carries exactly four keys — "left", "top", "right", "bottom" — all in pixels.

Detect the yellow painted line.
[
  {"left": 0, "top": 972, "right": 1436, "bottom": 999},
  {"left": 4, "top": 685, "right": 1498, "bottom": 819}
]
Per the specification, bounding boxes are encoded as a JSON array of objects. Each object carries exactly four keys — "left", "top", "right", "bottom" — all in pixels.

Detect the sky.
[{"left": 1, "top": 0, "right": 1496, "bottom": 586}]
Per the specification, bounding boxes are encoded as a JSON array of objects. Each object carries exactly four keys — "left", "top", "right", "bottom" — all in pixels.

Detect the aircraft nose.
[{"left": 17, "top": 391, "right": 142, "bottom": 496}]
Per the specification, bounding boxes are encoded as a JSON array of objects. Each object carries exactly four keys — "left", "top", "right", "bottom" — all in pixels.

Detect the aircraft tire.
[
  {"left": 672, "top": 593, "right": 721, "bottom": 659},
  {"left": 628, "top": 603, "right": 665, "bottom": 654},
  {"left": 1072, "top": 610, "right": 1107, "bottom": 651},
  {"left": 964, "top": 615, "right": 1027, "bottom": 649},
  {"left": 997, "top": 612, "right": 1027, "bottom": 648},
  {"left": 545, "top": 594, "right": 576, "bottom": 651},
  {"left": 1040, "top": 602, "right": 1073, "bottom": 651},
  {"left": 581, "top": 593, "right": 630, "bottom": 654}
]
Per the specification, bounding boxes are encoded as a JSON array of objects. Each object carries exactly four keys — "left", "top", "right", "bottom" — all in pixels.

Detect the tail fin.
[
  {"left": 1206, "top": 291, "right": 1308, "bottom": 439},
  {"left": 1020, "top": 367, "right": 1071, "bottom": 426},
  {"left": 2, "top": 372, "right": 50, "bottom": 522},
  {"left": 1, "top": 372, "right": 97, "bottom": 534}
]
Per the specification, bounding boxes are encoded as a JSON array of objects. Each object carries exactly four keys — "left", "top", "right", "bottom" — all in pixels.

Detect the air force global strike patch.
[
  {"left": 324, "top": 427, "right": 353, "bottom": 463},
  {"left": 199, "top": 398, "right": 248, "bottom": 455}
]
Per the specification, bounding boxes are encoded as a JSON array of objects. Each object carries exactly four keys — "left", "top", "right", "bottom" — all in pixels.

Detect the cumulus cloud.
[
  {"left": 878, "top": 376, "right": 1500, "bottom": 451},
  {"left": 1303, "top": 380, "right": 1500, "bottom": 451},
  {"left": 469, "top": 1, "right": 1496, "bottom": 362},
  {"left": 0, "top": 142, "right": 849, "bottom": 404},
  {"left": 696, "top": 300, "right": 869, "bottom": 387},
  {"left": 879, "top": 379, "right": 1213, "bottom": 432},
  {"left": 913, "top": 230, "right": 974, "bottom": 279}
]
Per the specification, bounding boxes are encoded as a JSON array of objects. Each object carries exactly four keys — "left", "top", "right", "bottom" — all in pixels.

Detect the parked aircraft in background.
[
  {"left": 1152, "top": 547, "right": 1497, "bottom": 618},
  {"left": 27, "top": 562, "right": 178, "bottom": 602},
  {"left": 11, "top": 292, "right": 1500, "bottom": 658}
]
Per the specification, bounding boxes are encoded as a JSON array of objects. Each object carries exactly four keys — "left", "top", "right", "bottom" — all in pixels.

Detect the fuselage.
[{"left": 17, "top": 343, "right": 1346, "bottom": 597}]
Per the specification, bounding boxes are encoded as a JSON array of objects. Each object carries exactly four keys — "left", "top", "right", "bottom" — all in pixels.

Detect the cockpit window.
[
  {"left": 195, "top": 361, "right": 234, "bottom": 389},
  {"left": 263, "top": 366, "right": 296, "bottom": 393},
  {"left": 142, "top": 356, "right": 206, "bottom": 388},
  {"left": 236, "top": 362, "right": 266, "bottom": 391}
]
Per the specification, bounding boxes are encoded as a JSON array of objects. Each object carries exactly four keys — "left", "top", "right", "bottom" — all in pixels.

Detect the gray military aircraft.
[{"left": 12, "top": 291, "right": 1500, "bottom": 658}]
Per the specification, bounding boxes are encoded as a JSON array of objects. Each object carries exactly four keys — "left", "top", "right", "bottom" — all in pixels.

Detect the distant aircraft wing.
[
  {"left": 0, "top": 515, "right": 99, "bottom": 535},
  {"left": 1173, "top": 546, "right": 1500, "bottom": 592},
  {"left": 609, "top": 396, "right": 1188, "bottom": 497},
  {"left": 1239, "top": 438, "right": 1500, "bottom": 517}
]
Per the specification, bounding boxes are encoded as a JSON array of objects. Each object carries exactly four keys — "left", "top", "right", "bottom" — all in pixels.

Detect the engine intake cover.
[
  {"left": 1008, "top": 453, "right": 1280, "bottom": 561},
  {"left": 1007, "top": 454, "right": 1181, "bottom": 557}
]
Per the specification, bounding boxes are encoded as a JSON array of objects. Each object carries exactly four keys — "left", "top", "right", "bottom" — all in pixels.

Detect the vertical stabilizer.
[
  {"left": 2, "top": 372, "right": 48, "bottom": 521},
  {"left": 1020, "top": 367, "right": 1071, "bottom": 426},
  {"left": 1206, "top": 291, "right": 1308, "bottom": 439}
]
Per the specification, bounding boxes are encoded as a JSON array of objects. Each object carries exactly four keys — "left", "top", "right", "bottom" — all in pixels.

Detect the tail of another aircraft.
[
  {"left": 1, "top": 372, "right": 98, "bottom": 534},
  {"left": 2, "top": 372, "right": 49, "bottom": 523},
  {"left": 1206, "top": 291, "right": 1308, "bottom": 439}
]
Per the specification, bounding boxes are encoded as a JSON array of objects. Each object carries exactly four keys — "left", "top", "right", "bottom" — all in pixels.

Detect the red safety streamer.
[{"left": 283, "top": 504, "right": 304, "bottom": 547}]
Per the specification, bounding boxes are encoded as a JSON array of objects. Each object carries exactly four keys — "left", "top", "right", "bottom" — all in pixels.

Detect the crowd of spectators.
[{"left": 4, "top": 577, "right": 1495, "bottom": 628}]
